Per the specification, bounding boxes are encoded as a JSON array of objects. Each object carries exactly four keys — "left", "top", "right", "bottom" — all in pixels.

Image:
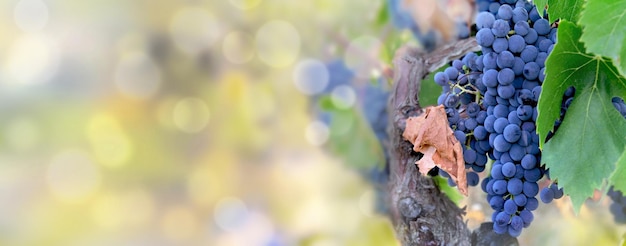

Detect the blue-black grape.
[
  {"left": 514, "top": 21, "right": 530, "bottom": 36},
  {"left": 477, "top": 28, "right": 496, "bottom": 47},
  {"left": 493, "top": 38, "right": 509, "bottom": 53},
  {"left": 508, "top": 35, "right": 526, "bottom": 53},
  {"left": 492, "top": 19, "right": 510, "bottom": 37},
  {"left": 539, "top": 186, "right": 554, "bottom": 203},
  {"left": 476, "top": 12, "right": 496, "bottom": 29},
  {"left": 533, "top": 18, "right": 551, "bottom": 35},
  {"left": 512, "top": 7, "right": 529, "bottom": 23},
  {"left": 497, "top": 4, "right": 514, "bottom": 20}
]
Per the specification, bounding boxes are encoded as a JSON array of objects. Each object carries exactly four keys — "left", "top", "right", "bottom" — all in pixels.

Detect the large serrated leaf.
[
  {"left": 537, "top": 20, "right": 626, "bottom": 212},
  {"left": 548, "top": 0, "right": 583, "bottom": 23},
  {"left": 610, "top": 147, "right": 626, "bottom": 194},
  {"left": 579, "top": 0, "right": 626, "bottom": 77}
]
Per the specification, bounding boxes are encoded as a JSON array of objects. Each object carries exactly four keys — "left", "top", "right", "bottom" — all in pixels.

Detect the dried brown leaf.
[{"left": 403, "top": 105, "right": 467, "bottom": 196}]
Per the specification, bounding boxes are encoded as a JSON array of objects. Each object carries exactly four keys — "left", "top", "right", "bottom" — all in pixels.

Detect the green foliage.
[
  {"left": 318, "top": 96, "right": 386, "bottom": 169},
  {"left": 375, "top": 0, "right": 389, "bottom": 27},
  {"left": 538, "top": 20, "right": 626, "bottom": 212},
  {"left": 420, "top": 67, "right": 445, "bottom": 106},
  {"left": 533, "top": 0, "right": 548, "bottom": 17},
  {"left": 433, "top": 176, "right": 463, "bottom": 205},
  {"left": 547, "top": 0, "right": 583, "bottom": 22},
  {"left": 610, "top": 147, "right": 626, "bottom": 193},
  {"left": 579, "top": 0, "right": 626, "bottom": 77}
]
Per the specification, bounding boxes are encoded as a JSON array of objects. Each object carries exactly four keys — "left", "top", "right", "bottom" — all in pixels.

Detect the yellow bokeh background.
[
  {"left": 0, "top": 1, "right": 398, "bottom": 245},
  {"left": 0, "top": 0, "right": 625, "bottom": 245}
]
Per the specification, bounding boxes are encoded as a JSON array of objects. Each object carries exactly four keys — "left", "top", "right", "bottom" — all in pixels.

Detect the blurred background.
[{"left": 0, "top": 0, "right": 624, "bottom": 245}]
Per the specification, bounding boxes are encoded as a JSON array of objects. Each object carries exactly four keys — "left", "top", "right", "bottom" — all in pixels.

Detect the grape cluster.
[
  {"left": 433, "top": 0, "right": 563, "bottom": 237},
  {"left": 477, "top": 0, "right": 559, "bottom": 237},
  {"left": 608, "top": 186, "right": 626, "bottom": 224}
]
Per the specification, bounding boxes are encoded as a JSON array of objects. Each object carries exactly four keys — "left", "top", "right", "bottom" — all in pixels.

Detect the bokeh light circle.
[
  {"left": 172, "top": 97, "right": 211, "bottom": 133},
  {"left": 222, "top": 31, "right": 255, "bottom": 64},
  {"left": 214, "top": 197, "right": 249, "bottom": 231},
  {"left": 47, "top": 149, "right": 101, "bottom": 203},
  {"left": 114, "top": 51, "right": 162, "bottom": 100},
  {"left": 86, "top": 113, "right": 133, "bottom": 168},
  {"left": 5, "top": 34, "right": 59, "bottom": 86},
  {"left": 169, "top": 7, "right": 220, "bottom": 55},
  {"left": 330, "top": 85, "right": 356, "bottom": 109},
  {"left": 304, "top": 121, "right": 329, "bottom": 146},
  {"left": 256, "top": 20, "right": 301, "bottom": 68},
  {"left": 344, "top": 35, "right": 384, "bottom": 79},
  {"left": 292, "top": 59, "right": 329, "bottom": 95},
  {"left": 14, "top": 0, "right": 49, "bottom": 32}
]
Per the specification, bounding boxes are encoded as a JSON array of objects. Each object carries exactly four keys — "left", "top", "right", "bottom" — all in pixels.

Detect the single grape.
[
  {"left": 467, "top": 172, "right": 480, "bottom": 186},
  {"left": 497, "top": 4, "right": 513, "bottom": 20},
  {"left": 540, "top": 186, "right": 555, "bottom": 203},
  {"left": 434, "top": 72, "right": 449, "bottom": 86},
  {"left": 498, "top": 69, "right": 515, "bottom": 86},
  {"left": 492, "top": 19, "right": 511, "bottom": 37},
  {"left": 476, "top": 12, "right": 496, "bottom": 29},
  {"left": 523, "top": 181, "right": 539, "bottom": 197},
  {"left": 514, "top": 21, "right": 530, "bottom": 36},
  {"left": 514, "top": 194, "right": 527, "bottom": 206},
  {"left": 445, "top": 94, "right": 460, "bottom": 108},
  {"left": 507, "top": 178, "right": 523, "bottom": 195},
  {"left": 497, "top": 51, "right": 515, "bottom": 68},
  {"left": 501, "top": 161, "right": 516, "bottom": 177},
  {"left": 497, "top": 85, "right": 516, "bottom": 99},
  {"left": 493, "top": 38, "right": 509, "bottom": 53},
  {"left": 533, "top": 18, "right": 551, "bottom": 35},
  {"left": 477, "top": 28, "right": 496, "bottom": 47},
  {"left": 521, "top": 154, "right": 536, "bottom": 169},
  {"left": 512, "top": 7, "right": 529, "bottom": 23},
  {"left": 494, "top": 118, "right": 509, "bottom": 134},
  {"left": 504, "top": 199, "right": 518, "bottom": 214},
  {"left": 503, "top": 124, "right": 521, "bottom": 143},
  {"left": 482, "top": 69, "right": 499, "bottom": 87},
  {"left": 493, "top": 179, "right": 508, "bottom": 195}
]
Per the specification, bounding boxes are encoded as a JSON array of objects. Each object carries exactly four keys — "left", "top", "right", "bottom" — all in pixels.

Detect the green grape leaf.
[
  {"left": 610, "top": 147, "right": 626, "bottom": 194},
  {"left": 375, "top": 0, "right": 389, "bottom": 27},
  {"left": 548, "top": 0, "right": 583, "bottom": 23},
  {"left": 579, "top": 0, "right": 626, "bottom": 77},
  {"left": 533, "top": 0, "right": 548, "bottom": 17},
  {"left": 420, "top": 66, "right": 445, "bottom": 106},
  {"left": 433, "top": 176, "right": 463, "bottom": 205},
  {"left": 537, "top": 20, "right": 626, "bottom": 212}
]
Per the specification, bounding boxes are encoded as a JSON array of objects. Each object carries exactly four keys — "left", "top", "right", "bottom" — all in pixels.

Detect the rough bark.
[{"left": 386, "top": 38, "right": 519, "bottom": 246}]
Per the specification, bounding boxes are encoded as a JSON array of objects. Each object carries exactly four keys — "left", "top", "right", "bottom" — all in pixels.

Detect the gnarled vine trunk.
[{"left": 386, "top": 39, "right": 519, "bottom": 246}]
